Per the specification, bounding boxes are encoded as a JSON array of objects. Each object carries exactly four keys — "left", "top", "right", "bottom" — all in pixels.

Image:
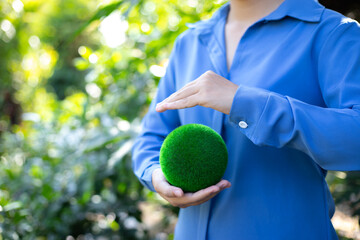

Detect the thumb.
[
  {"left": 157, "top": 180, "right": 184, "bottom": 198},
  {"left": 152, "top": 168, "right": 184, "bottom": 198}
]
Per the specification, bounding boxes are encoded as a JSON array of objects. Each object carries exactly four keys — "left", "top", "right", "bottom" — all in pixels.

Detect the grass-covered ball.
[{"left": 159, "top": 124, "right": 228, "bottom": 192}]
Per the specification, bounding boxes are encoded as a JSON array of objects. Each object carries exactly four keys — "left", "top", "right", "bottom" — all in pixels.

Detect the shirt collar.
[
  {"left": 265, "top": 0, "right": 325, "bottom": 22},
  {"left": 187, "top": 0, "right": 325, "bottom": 33}
]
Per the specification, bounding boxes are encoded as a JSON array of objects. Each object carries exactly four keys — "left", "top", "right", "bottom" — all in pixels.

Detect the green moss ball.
[{"left": 159, "top": 124, "right": 228, "bottom": 192}]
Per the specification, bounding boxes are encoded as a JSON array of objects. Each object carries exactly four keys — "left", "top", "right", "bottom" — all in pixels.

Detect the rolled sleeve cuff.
[
  {"left": 140, "top": 163, "right": 161, "bottom": 192},
  {"left": 228, "top": 85, "right": 271, "bottom": 144}
]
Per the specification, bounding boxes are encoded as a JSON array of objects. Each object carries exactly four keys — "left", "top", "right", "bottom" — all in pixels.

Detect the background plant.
[{"left": 0, "top": 0, "right": 359, "bottom": 239}]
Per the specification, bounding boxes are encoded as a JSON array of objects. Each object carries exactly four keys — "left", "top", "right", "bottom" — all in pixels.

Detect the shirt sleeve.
[
  {"left": 228, "top": 20, "right": 360, "bottom": 171},
  {"left": 131, "top": 39, "right": 181, "bottom": 192}
]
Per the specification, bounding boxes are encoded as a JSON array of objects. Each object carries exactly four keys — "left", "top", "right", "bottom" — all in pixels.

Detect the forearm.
[
  {"left": 229, "top": 85, "right": 360, "bottom": 171},
  {"left": 132, "top": 97, "right": 180, "bottom": 192},
  {"left": 132, "top": 133, "right": 162, "bottom": 192}
]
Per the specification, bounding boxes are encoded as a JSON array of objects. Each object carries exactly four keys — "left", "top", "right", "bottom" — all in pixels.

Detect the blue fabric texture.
[{"left": 131, "top": 0, "right": 360, "bottom": 239}]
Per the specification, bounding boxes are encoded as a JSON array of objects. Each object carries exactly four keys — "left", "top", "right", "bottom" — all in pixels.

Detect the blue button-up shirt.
[{"left": 132, "top": 0, "right": 360, "bottom": 239}]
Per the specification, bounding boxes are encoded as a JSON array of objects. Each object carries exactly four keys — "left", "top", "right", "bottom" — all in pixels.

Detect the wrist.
[{"left": 152, "top": 167, "right": 162, "bottom": 190}]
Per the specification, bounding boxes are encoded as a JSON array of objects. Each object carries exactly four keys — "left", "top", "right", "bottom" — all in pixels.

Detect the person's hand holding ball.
[{"left": 152, "top": 124, "right": 231, "bottom": 208}]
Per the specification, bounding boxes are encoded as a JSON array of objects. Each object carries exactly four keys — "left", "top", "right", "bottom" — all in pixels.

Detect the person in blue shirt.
[{"left": 132, "top": 0, "right": 360, "bottom": 239}]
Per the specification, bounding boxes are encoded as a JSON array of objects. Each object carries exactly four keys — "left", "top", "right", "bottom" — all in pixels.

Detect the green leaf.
[
  {"left": 66, "top": 1, "right": 125, "bottom": 45},
  {"left": 83, "top": 134, "right": 130, "bottom": 153},
  {"left": 4, "top": 201, "right": 22, "bottom": 212}
]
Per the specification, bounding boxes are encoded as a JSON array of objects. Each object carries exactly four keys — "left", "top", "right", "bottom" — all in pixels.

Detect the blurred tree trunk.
[
  {"left": 319, "top": 0, "right": 360, "bottom": 20},
  {"left": 0, "top": 91, "right": 22, "bottom": 134},
  {"left": 3, "top": 91, "right": 22, "bottom": 125}
]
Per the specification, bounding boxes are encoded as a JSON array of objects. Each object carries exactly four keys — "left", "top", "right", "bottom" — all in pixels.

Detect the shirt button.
[{"left": 239, "top": 121, "right": 248, "bottom": 129}]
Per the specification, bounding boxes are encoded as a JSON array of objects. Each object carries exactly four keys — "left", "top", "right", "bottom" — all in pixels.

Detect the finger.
[
  {"left": 182, "top": 179, "right": 231, "bottom": 202},
  {"left": 189, "top": 180, "right": 231, "bottom": 206},
  {"left": 156, "top": 81, "right": 198, "bottom": 109},
  {"left": 156, "top": 89, "right": 198, "bottom": 112},
  {"left": 184, "top": 191, "right": 219, "bottom": 207},
  {"left": 182, "top": 184, "right": 221, "bottom": 203},
  {"left": 181, "top": 190, "right": 226, "bottom": 208},
  {"left": 156, "top": 94, "right": 199, "bottom": 112},
  {"left": 184, "top": 192, "right": 219, "bottom": 208},
  {"left": 178, "top": 180, "right": 231, "bottom": 208},
  {"left": 215, "top": 179, "right": 231, "bottom": 190},
  {"left": 162, "top": 81, "right": 198, "bottom": 104}
]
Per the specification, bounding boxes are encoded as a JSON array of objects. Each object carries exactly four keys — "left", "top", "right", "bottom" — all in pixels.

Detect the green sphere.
[{"left": 159, "top": 124, "right": 228, "bottom": 192}]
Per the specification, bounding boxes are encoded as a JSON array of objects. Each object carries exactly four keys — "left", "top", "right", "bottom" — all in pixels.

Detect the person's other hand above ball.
[{"left": 155, "top": 70, "right": 238, "bottom": 115}]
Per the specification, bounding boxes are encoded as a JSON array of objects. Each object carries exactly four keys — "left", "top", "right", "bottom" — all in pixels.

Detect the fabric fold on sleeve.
[{"left": 228, "top": 84, "right": 360, "bottom": 171}]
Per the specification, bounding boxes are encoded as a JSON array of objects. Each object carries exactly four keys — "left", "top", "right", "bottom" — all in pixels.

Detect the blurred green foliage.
[
  {"left": 0, "top": 0, "right": 226, "bottom": 238},
  {"left": 0, "top": 0, "right": 359, "bottom": 239}
]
